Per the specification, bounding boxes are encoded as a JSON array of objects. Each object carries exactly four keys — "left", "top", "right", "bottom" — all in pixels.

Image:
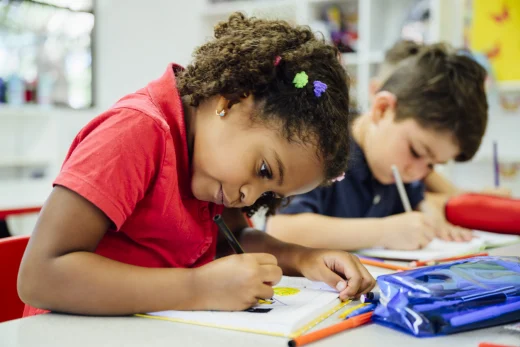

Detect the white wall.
[{"left": 94, "top": 0, "right": 205, "bottom": 109}]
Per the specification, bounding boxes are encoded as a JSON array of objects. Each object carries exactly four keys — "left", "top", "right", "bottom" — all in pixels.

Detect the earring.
[{"left": 216, "top": 109, "right": 225, "bottom": 117}]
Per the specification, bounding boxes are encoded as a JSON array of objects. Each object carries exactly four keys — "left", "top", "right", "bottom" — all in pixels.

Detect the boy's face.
[
  {"left": 189, "top": 95, "right": 325, "bottom": 208},
  {"left": 364, "top": 93, "right": 460, "bottom": 184}
]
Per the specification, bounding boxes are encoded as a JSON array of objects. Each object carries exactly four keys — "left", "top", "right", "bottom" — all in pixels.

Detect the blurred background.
[{"left": 1, "top": 0, "right": 519, "bottom": 236}]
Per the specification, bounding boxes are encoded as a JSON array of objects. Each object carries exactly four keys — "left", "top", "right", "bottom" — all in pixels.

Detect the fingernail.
[{"left": 336, "top": 281, "right": 346, "bottom": 291}]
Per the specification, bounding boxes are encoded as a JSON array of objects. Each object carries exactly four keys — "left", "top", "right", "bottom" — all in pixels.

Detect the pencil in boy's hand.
[
  {"left": 213, "top": 214, "right": 245, "bottom": 254},
  {"left": 410, "top": 252, "right": 489, "bottom": 267},
  {"left": 493, "top": 141, "right": 500, "bottom": 188},
  {"left": 391, "top": 165, "right": 412, "bottom": 213},
  {"left": 288, "top": 311, "right": 373, "bottom": 347}
]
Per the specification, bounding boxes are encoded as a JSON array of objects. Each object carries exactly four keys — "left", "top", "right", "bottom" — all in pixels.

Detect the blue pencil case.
[{"left": 373, "top": 256, "right": 520, "bottom": 337}]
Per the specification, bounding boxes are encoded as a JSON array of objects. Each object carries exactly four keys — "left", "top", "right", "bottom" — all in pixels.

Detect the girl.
[{"left": 18, "top": 13, "right": 375, "bottom": 316}]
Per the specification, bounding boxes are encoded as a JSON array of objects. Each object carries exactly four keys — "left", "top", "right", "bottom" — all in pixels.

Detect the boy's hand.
[
  {"left": 434, "top": 223, "right": 473, "bottom": 242},
  {"left": 194, "top": 253, "right": 282, "bottom": 311},
  {"left": 380, "top": 212, "right": 436, "bottom": 250},
  {"left": 421, "top": 200, "right": 474, "bottom": 242},
  {"left": 296, "top": 249, "right": 375, "bottom": 300}
]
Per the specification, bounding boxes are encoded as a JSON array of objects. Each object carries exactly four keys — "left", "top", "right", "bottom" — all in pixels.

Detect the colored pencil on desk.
[
  {"left": 479, "top": 343, "right": 517, "bottom": 347},
  {"left": 356, "top": 254, "right": 384, "bottom": 262},
  {"left": 288, "top": 312, "right": 373, "bottom": 347},
  {"left": 410, "top": 252, "right": 489, "bottom": 267},
  {"left": 337, "top": 303, "right": 368, "bottom": 319},
  {"left": 359, "top": 258, "right": 412, "bottom": 271}
]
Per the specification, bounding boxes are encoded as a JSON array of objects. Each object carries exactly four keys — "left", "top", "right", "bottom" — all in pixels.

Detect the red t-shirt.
[{"left": 24, "top": 64, "right": 223, "bottom": 317}]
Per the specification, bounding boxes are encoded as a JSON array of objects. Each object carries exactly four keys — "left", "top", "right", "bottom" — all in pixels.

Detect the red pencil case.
[{"left": 445, "top": 193, "right": 520, "bottom": 235}]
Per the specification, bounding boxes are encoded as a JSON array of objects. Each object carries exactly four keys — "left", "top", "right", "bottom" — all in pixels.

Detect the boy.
[
  {"left": 267, "top": 43, "right": 488, "bottom": 251},
  {"left": 372, "top": 40, "right": 510, "bottom": 205}
]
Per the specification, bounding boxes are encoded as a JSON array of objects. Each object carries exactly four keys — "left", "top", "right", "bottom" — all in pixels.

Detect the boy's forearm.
[
  {"left": 19, "top": 251, "right": 202, "bottom": 315},
  {"left": 266, "top": 213, "right": 384, "bottom": 251}
]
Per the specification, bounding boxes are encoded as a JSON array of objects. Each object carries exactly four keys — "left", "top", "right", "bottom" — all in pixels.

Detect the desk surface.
[
  {"left": 1, "top": 312, "right": 518, "bottom": 347},
  {"left": 0, "top": 180, "right": 51, "bottom": 211},
  {"left": 1, "top": 244, "right": 519, "bottom": 347}
]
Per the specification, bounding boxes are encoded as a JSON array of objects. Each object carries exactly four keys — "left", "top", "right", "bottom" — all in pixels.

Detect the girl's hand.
[
  {"left": 296, "top": 249, "right": 376, "bottom": 300},
  {"left": 194, "top": 253, "right": 283, "bottom": 311}
]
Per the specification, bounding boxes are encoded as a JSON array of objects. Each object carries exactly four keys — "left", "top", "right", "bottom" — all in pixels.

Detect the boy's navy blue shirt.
[{"left": 279, "top": 141, "right": 425, "bottom": 218}]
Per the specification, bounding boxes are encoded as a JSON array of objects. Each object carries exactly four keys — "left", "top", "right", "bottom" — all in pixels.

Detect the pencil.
[
  {"left": 410, "top": 252, "right": 489, "bottom": 267},
  {"left": 493, "top": 141, "right": 500, "bottom": 188},
  {"left": 359, "top": 258, "right": 412, "bottom": 271},
  {"left": 213, "top": 214, "right": 244, "bottom": 254},
  {"left": 391, "top": 165, "right": 412, "bottom": 212},
  {"left": 288, "top": 311, "right": 373, "bottom": 347},
  {"left": 337, "top": 303, "right": 367, "bottom": 319}
]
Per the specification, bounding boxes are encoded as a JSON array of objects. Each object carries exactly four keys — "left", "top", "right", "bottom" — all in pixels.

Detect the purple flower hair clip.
[
  {"left": 332, "top": 172, "right": 345, "bottom": 183},
  {"left": 313, "top": 80, "right": 327, "bottom": 97},
  {"left": 274, "top": 56, "right": 282, "bottom": 67}
]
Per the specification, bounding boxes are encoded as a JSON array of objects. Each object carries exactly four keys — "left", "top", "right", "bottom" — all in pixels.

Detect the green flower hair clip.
[{"left": 293, "top": 71, "right": 309, "bottom": 88}]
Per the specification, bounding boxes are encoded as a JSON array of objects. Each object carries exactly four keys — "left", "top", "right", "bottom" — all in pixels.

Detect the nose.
[{"left": 239, "top": 184, "right": 264, "bottom": 207}]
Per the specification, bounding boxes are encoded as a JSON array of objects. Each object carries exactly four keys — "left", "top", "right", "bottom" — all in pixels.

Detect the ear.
[
  {"left": 369, "top": 91, "right": 397, "bottom": 125},
  {"left": 215, "top": 96, "right": 230, "bottom": 114}
]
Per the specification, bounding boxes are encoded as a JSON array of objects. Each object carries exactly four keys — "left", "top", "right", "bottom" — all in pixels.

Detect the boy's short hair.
[
  {"left": 377, "top": 40, "right": 424, "bottom": 82},
  {"left": 380, "top": 43, "right": 488, "bottom": 162}
]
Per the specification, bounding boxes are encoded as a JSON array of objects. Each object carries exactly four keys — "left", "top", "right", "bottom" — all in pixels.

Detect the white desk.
[
  {"left": 0, "top": 246, "right": 519, "bottom": 347},
  {"left": 0, "top": 180, "right": 52, "bottom": 219},
  {"left": 0, "top": 312, "right": 518, "bottom": 347}
]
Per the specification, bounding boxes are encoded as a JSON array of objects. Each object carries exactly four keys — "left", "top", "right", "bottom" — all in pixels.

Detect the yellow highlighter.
[{"left": 338, "top": 303, "right": 369, "bottom": 319}]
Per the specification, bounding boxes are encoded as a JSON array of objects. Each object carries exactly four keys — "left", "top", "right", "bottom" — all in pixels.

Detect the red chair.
[{"left": 0, "top": 235, "right": 30, "bottom": 322}]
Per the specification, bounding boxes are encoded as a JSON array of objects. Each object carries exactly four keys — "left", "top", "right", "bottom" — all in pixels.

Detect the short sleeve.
[
  {"left": 54, "top": 109, "right": 167, "bottom": 229},
  {"left": 278, "top": 188, "right": 323, "bottom": 215}
]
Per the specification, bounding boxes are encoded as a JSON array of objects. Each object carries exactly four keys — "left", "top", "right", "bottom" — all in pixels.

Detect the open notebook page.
[
  {"left": 142, "top": 277, "right": 343, "bottom": 337},
  {"left": 357, "top": 237, "right": 486, "bottom": 261},
  {"left": 473, "top": 230, "right": 520, "bottom": 248}
]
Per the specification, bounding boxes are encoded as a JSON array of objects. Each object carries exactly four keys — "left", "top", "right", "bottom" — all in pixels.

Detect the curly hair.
[{"left": 176, "top": 13, "right": 351, "bottom": 216}]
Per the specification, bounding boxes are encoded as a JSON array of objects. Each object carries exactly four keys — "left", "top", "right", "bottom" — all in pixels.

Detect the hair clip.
[
  {"left": 332, "top": 172, "right": 345, "bottom": 182},
  {"left": 274, "top": 56, "right": 282, "bottom": 67},
  {"left": 293, "top": 71, "right": 309, "bottom": 88},
  {"left": 313, "top": 81, "right": 327, "bottom": 97}
]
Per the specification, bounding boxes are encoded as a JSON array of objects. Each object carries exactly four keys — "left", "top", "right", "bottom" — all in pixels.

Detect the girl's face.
[{"left": 188, "top": 95, "right": 325, "bottom": 208}]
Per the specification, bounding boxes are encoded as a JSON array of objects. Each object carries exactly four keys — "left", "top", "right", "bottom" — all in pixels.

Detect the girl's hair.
[{"left": 177, "top": 13, "right": 351, "bottom": 216}]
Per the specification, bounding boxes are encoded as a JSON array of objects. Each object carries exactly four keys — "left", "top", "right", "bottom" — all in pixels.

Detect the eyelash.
[
  {"left": 410, "top": 146, "right": 421, "bottom": 159},
  {"left": 259, "top": 161, "right": 273, "bottom": 179},
  {"left": 259, "top": 162, "right": 278, "bottom": 199}
]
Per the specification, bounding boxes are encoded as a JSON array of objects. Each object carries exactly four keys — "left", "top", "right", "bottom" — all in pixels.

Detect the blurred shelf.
[
  {"left": 0, "top": 105, "right": 55, "bottom": 118},
  {"left": 0, "top": 105, "right": 98, "bottom": 118},
  {"left": 368, "top": 50, "right": 384, "bottom": 64},
  {"left": 201, "top": 0, "right": 297, "bottom": 17},
  {"left": 340, "top": 53, "right": 358, "bottom": 65},
  {"left": 0, "top": 156, "right": 50, "bottom": 168},
  {"left": 0, "top": 179, "right": 52, "bottom": 212},
  {"left": 497, "top": 81, "right": 520, "bottom": 92}
]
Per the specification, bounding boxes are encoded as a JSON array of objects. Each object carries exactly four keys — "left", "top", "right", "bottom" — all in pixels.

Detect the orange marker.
[
  {"left": 479, "top": 343, "right": 517, "bottom": 347},
  {"left": 410, "top": 252, "right": 489, "bottom": 267},
  {"left": 288, "top": 311, "right": 373, "bottom": 347},
  {"left": 359, "top": 258, "right": 412, "bottom": 271}
]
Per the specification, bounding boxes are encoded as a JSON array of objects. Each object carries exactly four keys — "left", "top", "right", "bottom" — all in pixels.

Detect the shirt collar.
[{"left": 147, "top": 63, "right": 193, "bottom": 199}]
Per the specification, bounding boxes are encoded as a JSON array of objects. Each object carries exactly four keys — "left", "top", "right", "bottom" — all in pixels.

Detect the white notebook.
[
  {"left": 358, "top": 236, "right": 486, "bottom": 261},
  {"left": 357, "top": 230, "right": 520, "bottom": 261},
  {"left": 473, "top": 230, "right": 520, "bottom": 248},
  {"left": 138, "top": 277, "right": 346, "bottom": 337}
]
